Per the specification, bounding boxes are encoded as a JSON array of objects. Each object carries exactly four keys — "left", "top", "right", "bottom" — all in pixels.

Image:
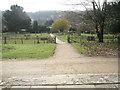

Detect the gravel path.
[{"left": 0, "top": 34, "right": 119, "bottom": 85}]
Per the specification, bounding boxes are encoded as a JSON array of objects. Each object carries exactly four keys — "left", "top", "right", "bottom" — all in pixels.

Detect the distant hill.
[
  {"left": 27, "top": 10, "right": 66, "bottom": 25},
  {"left": 27, "top": 10, "right": 83, "bottom": 25}
]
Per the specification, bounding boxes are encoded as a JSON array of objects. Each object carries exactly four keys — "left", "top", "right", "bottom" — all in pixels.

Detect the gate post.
[
  {"left": 36, "top": 36, "right": 40, "bottom": 44},
  {"left": 21, "top": 38, "right": 23, "bottom": 44},
  {"left": 67, "top": 36, "right": 70, "bottom": 43},
  {"left": 4, "top": 37, "right": 7, "bottom": 44},
  {"left": 54, "top": 36, "right": 56, "bottom": 44}
]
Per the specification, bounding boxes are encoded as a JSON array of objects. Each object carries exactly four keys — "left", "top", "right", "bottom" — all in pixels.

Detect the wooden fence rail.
[
  {"left": 67, "top": 35, "right": 117, "bottom": 43},
  {"left": 2, "top": 36, "right": 56, "bottom": 44}
]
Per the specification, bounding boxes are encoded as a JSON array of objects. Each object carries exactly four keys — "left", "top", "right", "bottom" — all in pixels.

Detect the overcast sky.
[
  {"left": 0, "top": 0, "right": 72, "bottom": 12},
  {"left": 0, "top": 0, "right": 117, "bottom": 12}
]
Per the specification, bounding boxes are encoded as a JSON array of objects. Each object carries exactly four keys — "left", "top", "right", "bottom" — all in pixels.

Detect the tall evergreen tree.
[
  {"left": 3, "top": 5, "right": 31, "bottom": 33},
  {"left": 32, "top": 20, "right": 38, "bottom": 33}
]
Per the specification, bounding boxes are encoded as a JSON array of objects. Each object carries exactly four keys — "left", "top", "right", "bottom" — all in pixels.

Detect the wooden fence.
[
  {"left": 2, "top": 36, "right": 56, "bottom": 44},
  {"left": 67, "top": 35, "right": 118, "bottom": 43}
]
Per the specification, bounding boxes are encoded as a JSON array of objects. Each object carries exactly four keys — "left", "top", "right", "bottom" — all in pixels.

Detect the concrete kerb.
[{"left": 0, "top": 85, "right": 120, "bottom": 89}]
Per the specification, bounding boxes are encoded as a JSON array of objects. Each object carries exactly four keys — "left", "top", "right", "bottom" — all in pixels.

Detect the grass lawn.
[
  {"left": 81, "top": 33, "right": 97, "bottom": 36},
  {"left": 28, "top": 33, "right": 51, "bottom": 37},
  {"left": 81, "top": 33, "right": 114, "bottom": 37},
  {"left": 2, "top": 33, "right": 51, "bottom": 37},
  {"left": 2, "top": 44, "right": 56, "bottom": 59}
]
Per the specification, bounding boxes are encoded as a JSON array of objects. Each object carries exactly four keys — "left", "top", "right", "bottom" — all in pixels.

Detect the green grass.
[
  {"left": 81, "top": 33, "right": 97, "bottom": 36},
  {"left": 2, "top": 38, "right": 52, "bottom": 44},
  {"left": 81, "top": 33, "right": 114, "bottom": 37},
  {"left": 54, "top": 33, "right": 68, "bottom": 42},
  {"left": 30, "top": 33, "right": 51, "bottom": 37},
  {"left": 2, "top": 33, "right": 50, "bottom": 37},
  {"left": 2, "top": 44, "right": 56, "bottom": 59},
  {"left": 72, "top": 43, "right": 86, "bottom": 54}
]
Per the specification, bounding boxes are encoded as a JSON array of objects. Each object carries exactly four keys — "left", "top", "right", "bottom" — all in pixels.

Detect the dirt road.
[{"left": 0, "top": 35, "right": 118, "bottom": 80}]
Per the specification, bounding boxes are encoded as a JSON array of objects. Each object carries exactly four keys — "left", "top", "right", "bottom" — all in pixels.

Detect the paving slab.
[
  {"left": 10, "top": 86, "right": 30, "bottom": 90},
  {"left": 31, "top": 86, "right": 56, "bottom": 90},
  {"left": 0, "top": 86, "right": 4, "bottom": 90},
  {"left": 57, "top": 85, "right": 95, "bottom": 88},
  {"left": 1, "top": 85, "right": 12, "bottom": 90},
  {"left": 95, "top": 84, "right": 118, "bottom": 88}
]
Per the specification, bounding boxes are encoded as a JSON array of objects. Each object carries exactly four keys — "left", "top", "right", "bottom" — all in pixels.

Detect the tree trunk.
[
  {"left": 98, "top": 33, "right": 103, "bottom": 42},
  {"left": 95, "top": 23, "right": 104, "bottom": 43},
  {"left": 99, "top": 23, "right": 104, "bottom": 43},
  {"left": 99, "top": 28, "right": 104, "bottom": 43}
]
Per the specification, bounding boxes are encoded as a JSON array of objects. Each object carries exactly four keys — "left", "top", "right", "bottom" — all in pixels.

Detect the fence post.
[
  {"left": 67, "top": 36, "right": 70, "bottom": 43},
  {"left": 21, "top": 38, "right": 23, "bottom": 44},
  {"left": 54, "top": 36, "right": 56, "bottom": 43},
  {"left": 14, "top": 37, "right": 16, "bottom": 44},
  {"left": 36, "top": 36, "right": 40, "bottom": 44},
  {"left": 79, "top": 36, "right": 80, "bottom": 43},
  {"left": 34, "top": 38, "right": 35, "bottom": 44},
  {"left": 14, "top": 41, "right": 16, "bottom": 44},
  {"left": 4, "top": 37, "right": 7, "bottom": 44}
]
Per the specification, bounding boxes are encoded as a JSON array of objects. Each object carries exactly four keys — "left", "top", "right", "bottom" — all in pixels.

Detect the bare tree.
[
  {"left": 91, "top": 0, "right": 107, "bottom": 42},
  {"left": 65, "top": 0, "right": 109, "bottom": 42}
]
